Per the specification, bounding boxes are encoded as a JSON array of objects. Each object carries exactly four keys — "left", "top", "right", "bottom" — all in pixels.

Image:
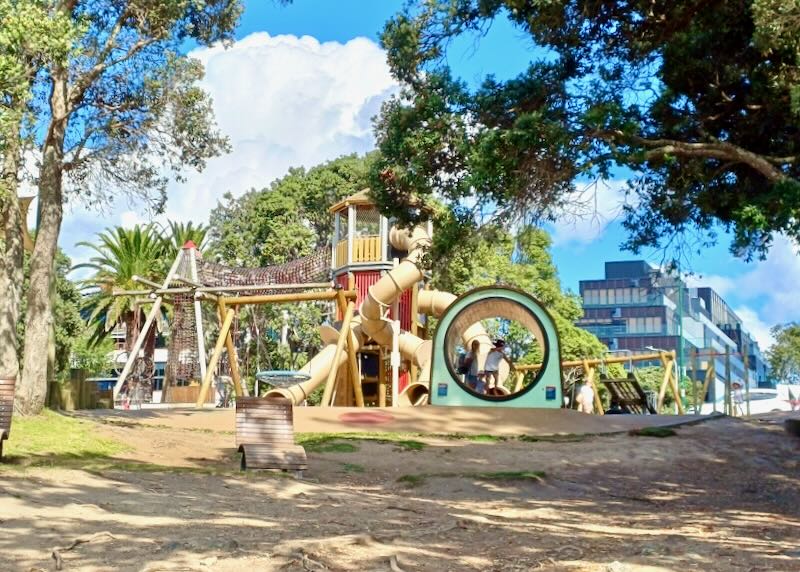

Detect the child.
[
  {"left": 483, "top": 340, "right": 511, "bottom": 390},
  {"left": 463, "top": 340, "right": 485, "bottom": 394}
]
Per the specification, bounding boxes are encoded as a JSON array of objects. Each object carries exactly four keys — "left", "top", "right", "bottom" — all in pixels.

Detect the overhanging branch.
[{"left": 602, "top": 130, "right": 792, "bottom": 183}]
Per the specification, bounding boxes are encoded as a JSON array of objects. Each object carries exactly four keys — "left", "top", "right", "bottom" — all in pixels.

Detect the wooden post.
[
  {"left": 666, "top": 353, "right": 684, "bottom": 414},
  {"left": 187, "top": 245, "right": 207, "bottom": 384},
  {"left": 657, "top": 353, "right": 671, "bottom": 413},
  {"left": 743, "top": 343, "right": 751, "bottom": 416},
  {"left": 724, "top": 347, "right": 732, "bottom": 416},
  {"left": 345, "top": 313, "right": 364, "bottom": 407},
  {"left": 196, "top": 308, "right": 235, "bottom": 407},
  {"left": 322, "top": 301, "right": 356, "bottom": 407},
  {"left": 347, "top": 204, "right": 355, "bottom": 265},
  {"left": 378, "top": 348, "right": 387, "bottom": 407},
  {"left": 113, "top": 250, "right": 183, "bottom": 400},
  {"left": 217, "top": 300, "right": 244, "bottom": 397},
  {"left": 704, "top": 351, "right": 716, "bottom": 413},
  {"left": 691, "top": 348, "right": 699, "bottom": 413}
]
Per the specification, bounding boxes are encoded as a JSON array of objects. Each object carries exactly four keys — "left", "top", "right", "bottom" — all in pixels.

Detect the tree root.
[
  {"left": 51, "top": 531, "right": 116, "bottom": 570},
  {"left": 388, "top": 555, "right": 406, "bottom": 572}
]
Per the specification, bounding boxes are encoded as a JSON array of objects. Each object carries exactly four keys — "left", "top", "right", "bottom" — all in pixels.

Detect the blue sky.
[{"left": 59, "top": 0, "right": 798, "bottom": 349}]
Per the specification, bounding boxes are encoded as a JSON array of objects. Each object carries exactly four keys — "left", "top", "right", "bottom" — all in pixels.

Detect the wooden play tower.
[{"left": 329, "top": 190, "right": 426, "bottom": 406}]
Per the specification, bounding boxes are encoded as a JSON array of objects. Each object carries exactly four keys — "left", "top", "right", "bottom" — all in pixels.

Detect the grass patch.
[
  {"left": 443, "top": 433, "right": 506, "bottom": 442},
  {"left": 3, "top": 410, "right": 128, "bottom": 463},
  {"left": 304, "top": 440, "right": 359, "bottom": 454},
  {"left": 628, "top": 427, "right": 677, "bottom": 438},
  {"left": 396, "top": 469, "right": 545, "bottom": 488},
  {"left": 397, "top": 474, "right": 426, "bottom": 488},
  {"left": 518, "top": 433, "right": 591, "bottom": 443},
  {"left": 341, "top": 463, "right": 365, "bottom": 473},
  {"left": 389, "top": 439, "right": 426, "bottom": 451},
  {"left": 469, "top": 470, "right": 545, "bottom": 481}
]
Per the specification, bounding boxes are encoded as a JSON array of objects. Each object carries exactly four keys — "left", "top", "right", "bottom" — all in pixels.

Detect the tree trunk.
[
  {"left": 16, "top": 71, "right": 68, "bottom": 416},
  {"left": 0, "top": 130, "right": 25, "bottom": 384}
]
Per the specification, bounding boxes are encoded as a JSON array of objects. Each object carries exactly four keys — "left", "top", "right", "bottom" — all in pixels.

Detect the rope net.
[
  {"left": 196, "top": 248, "right": 331, "bottom": 291},
  {"left": 165, "top": 247, "right": 332, "bottom": 398}
]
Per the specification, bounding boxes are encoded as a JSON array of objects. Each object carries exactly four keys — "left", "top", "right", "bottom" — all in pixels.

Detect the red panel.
[
  {"left": 398, "top": 371, "right": 410, "bottom": 394},
  {"left": 396, "top": 289, "right": 412, "bottom": 333},
  {"left": 354, "top": 271, "right": 382, "bottom": 308},
  {"left": 337, "top": 270, "right": 414, "bottom": 334}
]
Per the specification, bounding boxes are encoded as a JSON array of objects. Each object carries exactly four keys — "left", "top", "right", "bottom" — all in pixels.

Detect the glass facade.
[{"left": 577, "top": 261, "right": 772, "bottom": 399}]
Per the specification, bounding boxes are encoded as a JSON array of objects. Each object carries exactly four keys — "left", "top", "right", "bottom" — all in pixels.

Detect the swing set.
[{"left": 515, "top": 350, "right": 682, "bottom": 415}]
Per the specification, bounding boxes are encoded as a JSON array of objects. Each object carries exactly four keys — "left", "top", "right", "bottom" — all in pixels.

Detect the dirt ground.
[{"left": 1, "top": 412, "right": 799, "bottom": 572}]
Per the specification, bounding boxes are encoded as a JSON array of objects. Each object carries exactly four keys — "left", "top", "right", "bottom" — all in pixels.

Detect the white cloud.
[
  {"left": 733, "top": 306, "right": 775, "bottom": 350},
  {"left": 162, "top": 32, "right": 398, "bottom": 224},
  {"left": 120, "top": 211, "right": 142, "bottom": 229},
  {"left": 550, "top": 180, "right": 627, "bottom": 246},
  {"left": 62, "top": 32, "right": 398, "bottom": 255},
  {"left": 734, "top": 236, "right": 800, "bottom": 322}
]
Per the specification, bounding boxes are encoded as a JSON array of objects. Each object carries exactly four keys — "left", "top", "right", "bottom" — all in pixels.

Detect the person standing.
[
  {"left": 576, "top": 380, "right": 595, "bottom": 414},
  {"left": 484, "top": 340, "right": 512, "bottom": 390},
  {"left": 463, "top": 340, "right": 485, "bottom": 394}
]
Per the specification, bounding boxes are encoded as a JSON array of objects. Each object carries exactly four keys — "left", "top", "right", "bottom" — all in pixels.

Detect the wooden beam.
[
  {"left": 346, "top": 309, "right": 364, "bottom": 407},
  {"left": 516, "top": 351, "right": 675, "bottom": 371},
  {"left": 321, "top": 301, "right": 356, "bottom": 407},
  {"left": 217, "top": 300, "right": 244, "bottom": 398},
  {"left": 196, "top": 308, "right": 235, "bottom": 407},
  {"left": 220, "top": 290, "right": 356, "bottom": 306}
]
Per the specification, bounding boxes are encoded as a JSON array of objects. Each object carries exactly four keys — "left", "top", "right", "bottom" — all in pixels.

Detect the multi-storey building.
[{"left": 577, "top": 261, "right": 771, "bottom": 401}]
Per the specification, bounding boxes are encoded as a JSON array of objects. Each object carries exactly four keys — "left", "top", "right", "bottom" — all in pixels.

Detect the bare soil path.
[{"left": 1, "top": 412, "right": 798, "bottom": 572}]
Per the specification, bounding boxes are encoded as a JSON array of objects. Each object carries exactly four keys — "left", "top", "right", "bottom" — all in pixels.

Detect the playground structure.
[
  {"left": 112, "top": 190, "right": 563, "bottom": 409},
  {"left": 513, "top": 351, "right": 684, "bottom": 415}
]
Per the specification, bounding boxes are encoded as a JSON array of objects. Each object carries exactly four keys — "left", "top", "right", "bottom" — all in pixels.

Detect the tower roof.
[{"left": 329, "top": 189, "right": 374, "bottom": 213}]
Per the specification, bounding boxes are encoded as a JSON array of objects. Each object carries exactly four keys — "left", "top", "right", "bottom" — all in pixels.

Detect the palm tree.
[
  {"left": 162, "top": 221, "right": 208, "bottom": 255},
  {"left": 76, "top": 225, "right": 168, "bottom": 349}
]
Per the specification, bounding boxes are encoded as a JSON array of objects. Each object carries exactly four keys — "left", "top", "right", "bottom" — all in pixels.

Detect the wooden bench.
[
  {"left": 599, "top": 372, "right": 657, "bottom": 414},
  {"left": 0, "top": 376, "right": 16, "bottom": 460},
  {"left": 236, "top": 396, "right": 307, "bottom": 475}
]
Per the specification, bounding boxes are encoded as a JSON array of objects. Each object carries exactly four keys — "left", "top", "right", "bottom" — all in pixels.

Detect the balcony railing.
[{"left": 335, "top": 235, "right": 382, "bottom": 266}]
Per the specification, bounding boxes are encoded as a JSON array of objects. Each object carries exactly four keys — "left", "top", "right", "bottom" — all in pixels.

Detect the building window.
[{"left": 599, "top": 289, "right": 607, "bottom": 304}]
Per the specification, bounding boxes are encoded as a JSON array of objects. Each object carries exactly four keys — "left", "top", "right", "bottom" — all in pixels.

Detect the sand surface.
[{"left": 1, "top": 411, "right": 798, "bottom": 571}]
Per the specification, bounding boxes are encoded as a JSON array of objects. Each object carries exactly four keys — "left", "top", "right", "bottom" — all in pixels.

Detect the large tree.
[
  {"left": 12, "top": 0, "right": 240, "bottom": 414},
  {"left": 768, "top": 323, "right": 800, "bottom": 384},
  {"left": 0, "top": 1, "right": 75, "bottom": 387},
  {"left": 208, "top": 154, "right": 373, "bottom": 266},
  {"left": 371, "top": 1, "right": 800, "bottom": 261}
]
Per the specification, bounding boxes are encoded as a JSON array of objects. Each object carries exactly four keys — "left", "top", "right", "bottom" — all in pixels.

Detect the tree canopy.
[
  {"left": 433, "top": 224, "right": 606, "bottom": 362},
  {"left": 371, "top": 0, "right": 800, "bottom": 261},
  {"left": 208, "top": 154, "right": 374, "bottom": 266},
  {"left": 768, "top": 323, "right": 800, "bottom": 384},
  {"left": 7, "top": 0, "right": 242, "bottom": 414}
]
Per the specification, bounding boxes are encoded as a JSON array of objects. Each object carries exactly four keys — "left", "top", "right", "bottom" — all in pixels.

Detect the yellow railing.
[
  {"left": 335, "top": 236, "right": 382, "bottom": 266},
  {"left": 336, "top": 240, "right": 348, "bottom": 267}
]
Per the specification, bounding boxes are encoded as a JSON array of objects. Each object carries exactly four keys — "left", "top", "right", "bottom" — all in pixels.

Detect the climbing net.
[
  {"left": 196, "top": 248, "right": 331, "bottom": 291},
  {"left": 165, "top": 248, "right": 332, "bottom": 392}
]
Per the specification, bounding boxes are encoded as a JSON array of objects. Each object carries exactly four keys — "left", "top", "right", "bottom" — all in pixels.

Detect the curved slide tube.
[
  {"left": 268, "top": 225, "right": 494, "bottom": 405},
  {"left": 400, "top": 290, "right": 508, "bottom": 405},
  {"left": 267, "top": 227, "right": 433, "bottom": 404}
]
